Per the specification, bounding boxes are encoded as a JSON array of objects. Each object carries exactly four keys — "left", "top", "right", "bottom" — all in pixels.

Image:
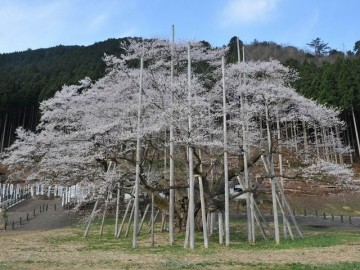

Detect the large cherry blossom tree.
[{"left": 1, "top": 37, "right": 356, "bottom": 247}]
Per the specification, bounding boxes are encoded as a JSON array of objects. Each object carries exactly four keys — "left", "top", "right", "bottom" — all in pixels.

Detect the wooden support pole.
[
  {"left": 221, "top": 56, "right": 230, "bottom": 246},
  {"left": 198, "top": 177, "right": 209, "bottom": 248},
  {"left": 149, "top": 210, "right": 160, "bottom": 234},
  {"left": 183, "top": 209, "right": 190, "bottom": 248},
  {"left": 84, "top": 198, "right": 99, "bottom": 237},
  {"left": 218, "top": 212, "right": 223, "bottom": 245},
  {"left": 138, "top": 204, "right": 150, "bottom": 235},
  {"left": 210, "top": 212, "right": 215, "bottom": 236},
  {"left": 187, "top": 43, "right": 195, "bottom": 250},
  {"left": 169, "top": 24, "right": 176, "bottom": 246},
  {"left": 132, "top": 56, "right": 144, "bottom": 249},
  {"left": 275, "top": 181, "right": 303, "bottom": 238},
  {"left": 100, "top": 194, "right": 110, "bottom": 236},
  {"left": 253, "top": 209, "right": 267, "bottom": 240},
  {"left": 125, "top": 200, "right": 136, "bottom": 237},
  {"left": 206, "top": 213, "right": 211, "bottom": 236},
  {"left": 275, "top": 193, "right": 294, "bottom": 240},
  {"left": 117, "top": 191, "right": 133, "bottom": 238},
  {"left": 160, "top": 212, "right": 166, "bottom": 232},
  {"left": 151, "top": 193, "right": 155, "bottom": 247},
  {"left": 114, "top": 184, "right": 120, "bottom": 237}
]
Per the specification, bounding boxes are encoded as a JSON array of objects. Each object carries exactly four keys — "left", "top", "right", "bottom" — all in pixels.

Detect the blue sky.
[{"left": 0, "top": 0, "right": 359, "bottom": 54}]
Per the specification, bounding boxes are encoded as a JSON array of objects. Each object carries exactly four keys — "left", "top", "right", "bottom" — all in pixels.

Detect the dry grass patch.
[{"left": 1, "top": 220, "right": 360, "bottom": 270}]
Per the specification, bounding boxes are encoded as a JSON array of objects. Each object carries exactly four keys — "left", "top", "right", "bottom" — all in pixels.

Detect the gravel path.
[{"left": 4, "top": 198, "right": 78, "bottom": 231}]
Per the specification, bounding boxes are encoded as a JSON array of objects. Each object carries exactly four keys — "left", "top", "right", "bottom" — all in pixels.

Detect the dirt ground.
[
  {"left": 0, "top": 228, "right": 359, "bottom": 270},
  {"left": 1, "top": 198, "right": 360, "bottom": 269}
]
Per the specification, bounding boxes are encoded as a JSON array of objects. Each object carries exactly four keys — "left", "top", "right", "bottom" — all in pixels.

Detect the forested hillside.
[
  {"left": 0, "top": 36, "right": 360, "bottom": 153},
  {"left": 0, "top": 38, "right": 126, "bottom": 151}
]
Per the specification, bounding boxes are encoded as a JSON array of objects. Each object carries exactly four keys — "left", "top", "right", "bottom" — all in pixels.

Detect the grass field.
[{"left": 0, "top": 218, "right": 360, "bottom": 270}]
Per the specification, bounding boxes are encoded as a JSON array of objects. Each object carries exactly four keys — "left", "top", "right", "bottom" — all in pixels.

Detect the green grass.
[
  {"left": 2, "top": 216, "right": 360, "bottom": 270},
  {"left": 34, "top": 217, "right": 360, "bottom": 269},
  {"left": 45, "top": 218, "right": 360, "bottom": 252}
]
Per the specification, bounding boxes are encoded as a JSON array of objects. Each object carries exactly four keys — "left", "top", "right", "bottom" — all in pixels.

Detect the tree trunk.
[
  {"left": 1, "top": 113, "right": 8, "bottom": 152},
  {"left": 346, "top": 126, "right": 353, "bottom": 164},
  {"left": 302, "top": 121, "right": 308, "bottom": 160},
  {"left": 313, "top": 125, "right": 320, "bottom": 159},
  {"left": 335, "top": 126, "right": 343, "bottom": 165},
  {"left": 351, "top": 106, "right": 360, "bottom": 157},
  {"left": 322, "top": 127, "right": 330, "bottom": 162}
]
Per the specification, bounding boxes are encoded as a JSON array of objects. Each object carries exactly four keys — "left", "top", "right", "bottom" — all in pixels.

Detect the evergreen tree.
[{"left": 307, "top": 37, "right": 330, "bottom": 56}]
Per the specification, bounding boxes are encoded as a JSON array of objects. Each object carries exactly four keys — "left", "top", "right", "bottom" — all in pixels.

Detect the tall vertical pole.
[
  {"left": 242, "top": 44, "right": 245, "bottom": 62},
  {"left": 238, "top": 37, "right": 253, "bottom": 243},
  {"left": 169, "top": 25, "right": 175, "bottom": 245},
  {"left": 277, "top": 113, "right": 287, "bottom": 239},
  {"left": 151, "top": 192, "right": 155, "bottom": 246},
  {"left": 114, "top": 183, "right": 120, "bottom": 237},
  {"left": 198, "top": 177, "right": 209, "bottom": 248},
  {"left": 265, "top": 100, "right": 280, "bottom": 245},
  {"left": 222, "top": 56, "right": 230, "bottom": 246},
  {"left": 187, "top": 43, "right": 195, "bottom": 249},
  {"left": 132, "top": 56, "right": 144, "bottom": 248}
]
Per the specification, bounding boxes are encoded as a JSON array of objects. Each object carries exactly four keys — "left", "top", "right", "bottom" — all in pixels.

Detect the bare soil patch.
[
  {"left": 1, "top": 197, "right": 360, "bottom": 269},
  {"left": 0, "top": 228, "right": 360, "bottom": 270}
]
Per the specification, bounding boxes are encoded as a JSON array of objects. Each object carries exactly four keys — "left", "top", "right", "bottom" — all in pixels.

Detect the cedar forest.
[{"left": 1, "top": 37, "right": 360, "bottom": 146}]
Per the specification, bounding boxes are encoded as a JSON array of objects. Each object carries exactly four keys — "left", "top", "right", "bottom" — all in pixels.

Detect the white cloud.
[{"left": 220, "top": 0, "right": 281, "bottom": 25}]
